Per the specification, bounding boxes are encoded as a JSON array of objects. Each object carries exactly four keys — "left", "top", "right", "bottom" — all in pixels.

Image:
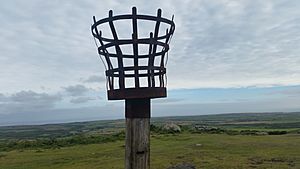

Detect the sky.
[{"left": 0, "top": 0, "right": 299, "bottom": 126}]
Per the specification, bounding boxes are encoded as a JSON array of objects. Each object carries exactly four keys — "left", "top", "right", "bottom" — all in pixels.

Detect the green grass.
[{"left": 0, "top": 134, "right": 299, "bottom": 169}]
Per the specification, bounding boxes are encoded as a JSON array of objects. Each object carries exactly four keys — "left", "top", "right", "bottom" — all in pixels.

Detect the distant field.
[
  {"left": 0, "top": 112, "right": 299, "bottom": 169},
  {"left": 0, "top": 134, "right": 299, "bottom": 169},
  {"left": 1, "top": 112, "right": 299, "bottom": 140}
]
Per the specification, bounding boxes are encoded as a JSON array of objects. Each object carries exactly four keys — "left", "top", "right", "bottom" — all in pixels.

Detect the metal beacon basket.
[{"left": 91, "top": 7, "right": 175, "bottom": 101}]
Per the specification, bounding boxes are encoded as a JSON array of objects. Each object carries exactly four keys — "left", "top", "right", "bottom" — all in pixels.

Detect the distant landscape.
[{"left": 0, "top": 112, "right": 299, "bottom": 169}]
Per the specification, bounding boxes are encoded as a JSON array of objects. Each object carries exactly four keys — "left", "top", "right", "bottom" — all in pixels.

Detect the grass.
[{"left": 0, "top": 133, "right": 299, "bottom": 169}]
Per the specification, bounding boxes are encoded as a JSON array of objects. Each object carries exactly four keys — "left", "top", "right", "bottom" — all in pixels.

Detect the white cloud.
[
  {"left": 0, "top": 0, "right": 299, "bottom": 93},
  {"left": 82, "top": 75, "right": 106, "bottom": 83},
  {"left": 70, "top": 96, "right": 99, "bottom": 104},
  {"left": 63, "top": 85, "right": 91, "bottom": 96},
  {"left": 165, "top": 0, "right": 300, "bottom": 89},
  {"left": 0, "top": 90, "right": 62, "bottom": 115},
  {"left": 0, "top": 85, "right": 102, "bottom": 116}
]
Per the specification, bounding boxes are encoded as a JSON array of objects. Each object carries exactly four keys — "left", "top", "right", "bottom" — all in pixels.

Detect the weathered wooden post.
[{"left": 91, "top": 7, "right": 175, "bottom": 169}]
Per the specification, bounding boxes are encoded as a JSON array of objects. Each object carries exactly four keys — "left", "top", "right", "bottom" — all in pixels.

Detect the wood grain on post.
[{"left": 125, "top": 118, "right": 150, "bottom": 169}]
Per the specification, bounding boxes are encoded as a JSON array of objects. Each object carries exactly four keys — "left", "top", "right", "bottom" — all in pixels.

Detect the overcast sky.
[{"left": 0, "top": 0, "right": 299, "bottom": 126}]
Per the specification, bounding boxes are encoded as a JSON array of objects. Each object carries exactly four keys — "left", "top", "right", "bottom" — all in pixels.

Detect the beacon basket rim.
[{"left": 91, "top": 7, "right": 175, "bottom": 100}]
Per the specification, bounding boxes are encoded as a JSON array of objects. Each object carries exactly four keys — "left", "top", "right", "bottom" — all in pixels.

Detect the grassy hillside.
[
  {"left": 0, "top": 134, "right": 299, "bottom": 169},
  {"left": 0, "top": 112, "right": 299, "bottom": 168}
]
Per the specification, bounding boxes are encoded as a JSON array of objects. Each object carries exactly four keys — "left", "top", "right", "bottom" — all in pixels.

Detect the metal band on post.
[{"left": 125, "top": 99, "right": 150, "bottom": 118}]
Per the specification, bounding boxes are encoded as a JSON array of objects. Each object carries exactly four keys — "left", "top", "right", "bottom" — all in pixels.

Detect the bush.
[
  {"left": 267, "top": 131, "right": 287, "bottom": 135},
  {"left": 150, "top": 124, "right": 162, "bottom": 134},
  {"left": 192, "top": 125, "right": 225, "bottom": 134},
  {"left": 162, "top": 124, "right": 181, "bottom": 134},
  {"left": 240, "top": 130, "right": 260, "bottom": 135}
]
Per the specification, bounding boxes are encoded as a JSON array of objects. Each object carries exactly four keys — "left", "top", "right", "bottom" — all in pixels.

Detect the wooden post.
[{"left": 125, "top": 99, "right": 150, "bottom": 169}]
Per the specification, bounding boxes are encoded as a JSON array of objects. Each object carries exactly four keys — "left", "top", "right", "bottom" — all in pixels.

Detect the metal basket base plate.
[{"left": 108, "top": 87, "right": 166, "bottom": 100}]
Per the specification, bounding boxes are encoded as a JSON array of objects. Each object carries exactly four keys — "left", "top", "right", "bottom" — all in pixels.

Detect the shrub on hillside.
[
  {"left": 162, "top": 123, "right": 181, "bottom": 133},
  {"left": 150, "top": 124, "right": 181, "bottom": 134},
  {"left": 192, "top": 125, "right": 225, "bottom": 134},
  {"left": 267, "top": 131, "right": 287, "bottom": 135}
]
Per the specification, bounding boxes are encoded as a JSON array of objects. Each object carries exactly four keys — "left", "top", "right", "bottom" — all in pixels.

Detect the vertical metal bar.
[
  {"left": 147, "top": 33, "right": 153, "bottom": 87},
  {"left": 132, "top": 7, "right": 140, "bottom": 88},
  {"left": 148, "top": 9, "right": 161, "bottom": 87},
  {"left": 159, "top": 29, "right": 171, "bottom": 87},
  {"left": 108, "top": 10, "right": 125, "bottom": 89},
  {"left": 93, "top": 16, "right": 114, "bottom": 90}
]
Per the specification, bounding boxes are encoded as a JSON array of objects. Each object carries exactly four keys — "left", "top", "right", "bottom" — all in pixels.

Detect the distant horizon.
[{"left": 1, "top": 111, "right": 299, "bottom": 127}]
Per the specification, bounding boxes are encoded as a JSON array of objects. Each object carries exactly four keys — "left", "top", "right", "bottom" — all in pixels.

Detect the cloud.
[
  {"left": 0, "top": 93, "right": 8, "bottom": 102},
  {"left": 62, "top": 84, "right": 102, "bottom": 104},
  {"left": 164, "top": 0, "right": 300, "bottom": 89},
  {"left": 267, "top": 86, "right": 300, "bottom": 97},
  {"left": 82, "top": 75, "right": 106, "bottom": 83},
  {"left": 0, "top": 90, "right": 61, "bottom": 115},
  {"left": 10, "top": 90, "right": 61, "bottom": 103},
  {"left": 0, "top": 0, "right": 299, "bottom": 93},
  {"left": 153, "top": 98, "right": 184, "bottom": 104},
  {"left": 0, "top": 86, "right": 103, "bottom": 117},
  {"left": 63, "top": 85, "right": 91, "bottom": 96},
  {"left": 70, "top": 96, "right": 100, "bottom": 104}
]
